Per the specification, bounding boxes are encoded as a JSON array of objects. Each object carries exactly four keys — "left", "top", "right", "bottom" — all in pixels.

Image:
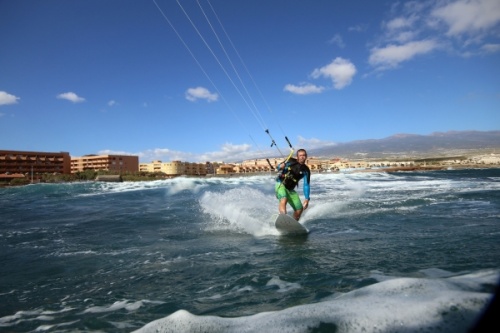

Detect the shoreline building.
[
  {"left": 0, "top": 150, "right": 71, "bottom": 176},
  {"left": 71, "top": 154, "right": 138, "bottom": 174},
  {"left": 234, "top": 157, "right": 324, "bottom": 174},
  {"left": 139, "top": 160, "right": 208, "bottom": 176}
]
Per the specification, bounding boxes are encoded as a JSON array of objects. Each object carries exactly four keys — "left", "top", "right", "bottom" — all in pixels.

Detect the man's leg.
[
  {"left": 276, "top": 183, "right": 289, "bottom": 215},
  {"left": 279, "top": 197, "right": 288, "bottom": 215},
  {"left": 287, "top": 191, "right": 304, "bottom": 221},
  {"left": 293, "top": 208, "right": 304, "bottom": 221}
]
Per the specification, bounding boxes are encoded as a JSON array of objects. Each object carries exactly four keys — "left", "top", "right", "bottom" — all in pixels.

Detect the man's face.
[{"left": 297, "top": 151, "right": 307, "bottom": 164}]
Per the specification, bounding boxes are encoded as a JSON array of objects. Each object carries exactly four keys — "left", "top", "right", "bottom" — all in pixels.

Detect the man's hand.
[{"left": 303, "top": 199, "right": 309, "bottom": 210}]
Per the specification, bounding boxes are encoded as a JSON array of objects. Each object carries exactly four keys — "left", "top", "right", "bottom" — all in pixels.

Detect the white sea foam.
[
  {"left": 266, "top": 276, "right": 301, "bottom": 292},
  {"left": 34, "top": 320, "right": 80, "bottom": 332},
  {"left": 199, "top": 186, "right": 279, "bottom": 236},
  {"left": 82, "top": 300, "right": 164, "bottom": 314},
  {"left": 188, "top": 172, "right": 445, "bottom": 233},
  {"left": 0, "top": 307, "right": 76, "bottom": 328},
  {"left": 134, "top": 270, "right": 498, "bottom": 333},
  {"left": 166, "top": 177, "right": 209, "bottom": 195},
  {"left": 197, "top": 175, "right": 363, "bottom": 232}
]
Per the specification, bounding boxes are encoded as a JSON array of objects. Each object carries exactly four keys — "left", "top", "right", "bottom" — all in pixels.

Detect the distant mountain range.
[{"left": 308, "top": 130, "right": 500, "bottom": 159}]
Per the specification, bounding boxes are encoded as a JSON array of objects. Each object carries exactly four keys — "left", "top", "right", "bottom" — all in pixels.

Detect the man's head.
[{"left": 297, "top": 149, "right": 307, "bottom": 164}]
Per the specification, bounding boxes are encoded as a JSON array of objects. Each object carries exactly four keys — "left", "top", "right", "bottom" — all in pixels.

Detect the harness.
[{"left": 278, "top": 158, "right": 307, "bottom": 190}]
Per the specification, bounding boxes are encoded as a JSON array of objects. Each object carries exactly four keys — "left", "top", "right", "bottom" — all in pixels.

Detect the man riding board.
[{"left": 275, "top": 149, "right": 311, "bottom": 221}]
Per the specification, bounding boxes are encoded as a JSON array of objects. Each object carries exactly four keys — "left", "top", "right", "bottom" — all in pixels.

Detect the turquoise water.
[{"left": 1, "top": 169, "right": 499, "bottom": 332}]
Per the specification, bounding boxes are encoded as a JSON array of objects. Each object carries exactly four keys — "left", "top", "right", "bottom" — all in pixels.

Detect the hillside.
[{"left": 309, "top": 130, "right": 500, "bottom": 159}]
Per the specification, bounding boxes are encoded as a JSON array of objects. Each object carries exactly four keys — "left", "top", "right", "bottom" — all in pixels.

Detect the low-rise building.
[
  {"left": 0, "top": 150, "right": 71, "bottom": 176},
  {"left": 216, "top": 164, "right": 236, "bottom": 175},
  {"left": 237, "top": 156, "right": 322, "bottom": 173},
  {"left": 139, "top": 160, "right": 208, "bottom": 176},
  {"left": 71, "top": 154, "right": 138, "bottom": 174}
]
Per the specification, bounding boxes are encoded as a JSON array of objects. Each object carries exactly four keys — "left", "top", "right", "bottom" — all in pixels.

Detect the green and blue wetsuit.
[{"left": 275, "top": 157, "right": 310, "bottom": 211}]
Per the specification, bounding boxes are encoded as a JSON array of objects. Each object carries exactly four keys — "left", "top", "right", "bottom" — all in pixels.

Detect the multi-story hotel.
[
  {"left": 71, "top": 154, "right": 139, "bottom": 174},
  {"left": 139, "top": 160, "right": 208, "bottom": 176},
  {"left": 0, "top": 150, "right": 71, "bottom": 175}
]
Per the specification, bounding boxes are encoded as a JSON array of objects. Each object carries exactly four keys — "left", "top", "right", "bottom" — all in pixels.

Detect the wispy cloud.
[
  {"left": 185, "top": 86, "right": 219, "bottom": 102},
  {"left": 285, "top": 0, "right": 500, "bottom": 92},
  {"left": 0, "top": 91, "right": 20, "bottom": 106},
  {"left": 348, "top": 24, "right": 367, "bottom": 32},
  {"left": 369, "top": 0, "right": 500, "bottom": 72},
  {"left": 369, "top": 40, "right": 438, "bottom": 70},
  {"left": 481, "top": 43, "right": 500, "bottom": 53},
  {"left": 328, "top": 33, "right": 345, "bottom": 48},
  {"left": 57, "top": 92, "right": 85, "bottom": 103}
]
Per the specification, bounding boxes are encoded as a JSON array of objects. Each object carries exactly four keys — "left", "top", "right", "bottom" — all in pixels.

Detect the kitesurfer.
[{"left": 275, "top": 149, "right": 311, "bottom": 221}]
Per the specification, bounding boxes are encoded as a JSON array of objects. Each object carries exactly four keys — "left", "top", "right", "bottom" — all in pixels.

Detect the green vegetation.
[
  {"left": 9, "top": 178, "right": 30, "bottom": 186},
  {"left": 1, "top": 170, "right": 171, "bottom": 187},
  {"left": 74, "top": 169, "right": 97, "bottom": 181},
  {"left": 122, "top": 172, "right": 169, "bottom": 181},
  {"left": 42, "top": 170, "right": 168, "bottom": 183}
]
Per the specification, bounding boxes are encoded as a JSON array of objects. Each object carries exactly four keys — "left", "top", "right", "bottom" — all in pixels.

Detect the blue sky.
[{"left": 1, "top": 0, "right": 499, "bottom": 162}]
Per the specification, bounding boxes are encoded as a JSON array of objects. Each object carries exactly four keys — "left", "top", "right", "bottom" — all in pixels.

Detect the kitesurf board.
[{"left": 274, "top": 214, "right": 308, "bottom": 235}]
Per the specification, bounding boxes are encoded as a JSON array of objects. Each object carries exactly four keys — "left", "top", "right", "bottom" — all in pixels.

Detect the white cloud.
[
  {"left": 135, "top": 142, "right": 259, "bottom": 163},
  {"left": 198, "top": 143, "right": 254, "bottom": 162},
  {"left": 384, "top": 15, "right": 420, "bottom": 43},
  {"left": 57, "top": 92, "right": 85, "bottom": 103},
  {"left": 284, "top": 58, "right": 356, "bottom": 95},
  {"left": 283, "top": 83, "right": 325, "bottom": 95},
  {"left": 97, "top": 149, "right": 135, "bottom": 156},
  {"left": 393, "top": 31, "right": 418, "bottom": 43},
  {"left": 431, "top": 0, "right": 500, "bottom": 36},
  {"left": 185, "top": 86, "right": 218, "bottom": 102},
  {"left": 141, "top": 148, "right": 191, "bottom": 162},
  {"left": 369, "top": 0, "right": 500, "bottom": 71},
  {"left": 369, "top": 40, "right": 438, "bottom": 70},
  {"left": 328, "top": 33, "right": 345, "bottom": 48},
  {"left": 296, "top": 136, "right": 337, "bottom": 150},
  {"left": 481, "top": 43, "right": 500, "bottom": 53},
  {"left": 97, "top": 138, "right": 338, "bottom": 164},
  {"left": 311, "top": 57, "right": 357, "bottom": 89},
  {"left": 386, "top": 16, "right": 415, "bottom": 31},
  {"left": 108, "top": 100, "right": 117, "bottom": 106},
  {"left": 0, "top": 91, "right": 20, "bottom": 106},
  {"left": 348, "top": 24, "right": 366, "bottom": 32}
]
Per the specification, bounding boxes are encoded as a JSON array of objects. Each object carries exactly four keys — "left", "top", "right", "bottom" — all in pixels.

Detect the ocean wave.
[{"left": 133, "top": 269, "right": 498, "bottom": 333}]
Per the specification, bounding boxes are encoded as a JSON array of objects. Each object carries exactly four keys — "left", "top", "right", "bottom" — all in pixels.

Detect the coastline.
[
  {"left": 204, "top": 164, "right": 499, "bottom": 178},
  {"left": 352, "top": 164, "right": 500, "bottom": 173},
  {"left": 1, "top": 164, "right": 498, "bottom": 187}
]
